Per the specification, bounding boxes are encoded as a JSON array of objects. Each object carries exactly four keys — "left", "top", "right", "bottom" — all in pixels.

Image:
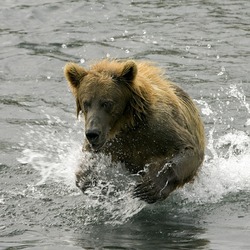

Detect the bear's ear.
[
  {"left": 120, "top": 61, "right": 137, "bottom": 83},
  {"left": 64, "top": 63, "right": 88, "bottom": 96}
]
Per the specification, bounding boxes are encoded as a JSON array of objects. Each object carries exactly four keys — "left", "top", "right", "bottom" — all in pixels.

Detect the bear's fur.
[{"left": 64, "top": 59, "right": 205, "bottom": 203}]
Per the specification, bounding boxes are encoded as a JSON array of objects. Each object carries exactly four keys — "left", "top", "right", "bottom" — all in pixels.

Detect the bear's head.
[{"left": 64, "top": 60, "right": 141, "bottom": 151}]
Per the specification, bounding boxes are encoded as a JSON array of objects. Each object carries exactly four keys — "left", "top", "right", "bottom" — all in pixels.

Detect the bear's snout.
[{"left": 86, "top": 129, "right": 101, "bottom": 145}]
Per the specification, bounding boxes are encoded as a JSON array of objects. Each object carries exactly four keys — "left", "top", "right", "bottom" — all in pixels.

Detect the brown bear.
[{"left": 64, "top": 59, "right": 205, "bottom": 203}]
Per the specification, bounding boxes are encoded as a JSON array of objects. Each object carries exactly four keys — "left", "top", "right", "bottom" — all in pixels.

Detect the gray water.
[{"left": 1, "top": 0, "right": 250, "bottom": 249}]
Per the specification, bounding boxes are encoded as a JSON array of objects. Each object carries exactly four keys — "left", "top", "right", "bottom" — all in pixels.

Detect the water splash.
[
  {"left": 73, "top": 151, "right": 145, "bottom": 225},
  {"left": 180, "top": 84, "right": 250, "bottom": 203},
  {"left": 228, "top": 84, "right": 250, "bottom": 113},
  {"left": 17, "top": 115, "right": 81, "bottom": 188},
  {"left": 180, "top": 129, "right": 250, "bottom": 204},
  {"left": 17, "top": 84, "right": 250, "bottom": 223},
  {"left": 228, "top": 84, "right": 250, "bottom": 127},
  {"left": 17, "top": 114, "right": 145, "bottom": 225}
]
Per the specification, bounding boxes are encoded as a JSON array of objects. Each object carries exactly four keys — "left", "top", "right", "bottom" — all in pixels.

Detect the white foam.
[
  {"left": 179, "top": 129, "right": 250, "bottom": 203},
  {"left": 180, "top": 84, "right": 250, "bottom": 203},
  {"left": 17, "top": 116, "right": 82, "bottom": 188}
]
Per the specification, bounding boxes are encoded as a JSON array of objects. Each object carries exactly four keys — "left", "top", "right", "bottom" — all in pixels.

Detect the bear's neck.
[{"left": 125, "top": 82, "right": 153, "bottom": 128}]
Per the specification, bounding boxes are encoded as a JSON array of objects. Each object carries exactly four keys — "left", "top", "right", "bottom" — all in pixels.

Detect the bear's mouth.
[
  {"left": 85, "top": 130, "right": 110, "bottom": 152},
  {"left": 89, "top": 141, "right": 106, "bottom": 152}
]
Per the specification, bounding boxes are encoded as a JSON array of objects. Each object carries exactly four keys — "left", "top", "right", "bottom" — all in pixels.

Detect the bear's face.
[
  {"left": 64, "top": 61, "right": 137, "bottom": 151},
  {"left": 78, "top": 75, "right": 130, "bottom": 150}
]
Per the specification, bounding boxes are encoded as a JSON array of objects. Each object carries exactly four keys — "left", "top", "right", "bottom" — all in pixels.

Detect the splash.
[
  {"left": 180, "top": 84, "right": 250, "bottom": 203},
  {"left": 17, "top": 114, "right": 81, "bottom": 188},
  {"left": 180, "top": 129, "right": 250, "bottom": 203},
  {"left": 72, "top": 151, "right": 145, "bottom": 225},
  {"left": 17, "top": 114, "right": 145, "bottom": 225},
  {"left": 228, "top": 84, "right": 250, "bottom": 126},
  {"left": 17, "top": 84, "right": 249, "bottom": 223}
]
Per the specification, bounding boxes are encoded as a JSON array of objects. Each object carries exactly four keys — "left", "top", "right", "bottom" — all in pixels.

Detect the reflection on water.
[
  {"left": 75, "top": 212, "right": 209, "bottom": 249},
  {"left": 1, "top": 0, "right": 250, "bottom": 249}
]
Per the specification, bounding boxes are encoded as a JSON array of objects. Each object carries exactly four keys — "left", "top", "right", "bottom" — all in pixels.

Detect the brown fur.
[{"left": 64, "top": 59, "right": 205, "bottom": 203}]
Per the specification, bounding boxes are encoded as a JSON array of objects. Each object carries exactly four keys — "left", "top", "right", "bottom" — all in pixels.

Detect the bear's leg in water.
[{"left": 134, "top": 147, "right": 203, "bottom": 203}]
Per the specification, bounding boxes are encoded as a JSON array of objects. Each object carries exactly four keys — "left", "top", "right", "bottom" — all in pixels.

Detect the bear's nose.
[{"left": 85, "top": 130, "right": 100, "bottom": 144}]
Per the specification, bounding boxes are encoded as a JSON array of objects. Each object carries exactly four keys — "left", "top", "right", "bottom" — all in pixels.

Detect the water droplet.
[
  {"left": 106, "top": 53, "right": 110, "bottom": 58},
  {"left": 47, "top": 76, "right": 51, "bottom": 80},
  {"left": 123, "top": 30, "right": 128, "bottom": 36},
  {"left": 61, "top": 44, "right": 67, "bottom": 49},
  {"left": 80, "top": 58, "right": 85, "bottom": 64},
  {"left": 217, "top": 67, "right": 225, "bottom": 76},
  {"left": 110, "top": 37, "right": 115, "bottom": 42},
  {"left": 216, "top": 55, "right": 220, "bottom": 59}
]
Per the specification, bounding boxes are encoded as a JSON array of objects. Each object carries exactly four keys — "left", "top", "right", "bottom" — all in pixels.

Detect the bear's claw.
[
  {"left": 75, "top": 168, "right": 97, "bottom": 193},
  {"left": 133, "top": 179, "right": 161, "bottom": 204},
  {"left": 133, "top": 165, "right": 177, "bottom": 204}
]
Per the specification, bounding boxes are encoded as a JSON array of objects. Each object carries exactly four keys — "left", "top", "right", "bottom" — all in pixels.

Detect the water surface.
[{"left": 1, "top": 0, "right": 250, "bottom": 249}]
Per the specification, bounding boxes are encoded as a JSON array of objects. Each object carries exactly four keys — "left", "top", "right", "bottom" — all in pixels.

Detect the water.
[{"left": 1, "top": 0, "right": 250, "bottom": 249}]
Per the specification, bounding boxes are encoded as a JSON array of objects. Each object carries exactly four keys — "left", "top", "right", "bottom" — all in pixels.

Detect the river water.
[{"left": 1, "top": 0, "right": 250, "bottom": 249}]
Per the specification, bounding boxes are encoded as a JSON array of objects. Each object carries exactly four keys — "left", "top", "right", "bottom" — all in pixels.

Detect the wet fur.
[{"left": 64, "top": 59, "right": 205, "bottom": 203}]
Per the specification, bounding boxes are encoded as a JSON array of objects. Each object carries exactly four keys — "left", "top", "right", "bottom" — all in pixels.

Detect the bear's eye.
[
  {"left": 101, "top": 101, "right": 114, "bottom": 111},
  {"left": 83, "top": 101, "right": 91, "bottom": 112}
]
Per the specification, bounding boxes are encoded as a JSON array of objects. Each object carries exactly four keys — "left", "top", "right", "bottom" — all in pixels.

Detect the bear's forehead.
[
  {"left": 85, "top": 72, "right": 115, "bottom": 85},
  {"left": 78, "top": 76, "right": 123, "bottom": 100},
  {"left": 82, "top": 76, "right": 116, "bottom": 92}
]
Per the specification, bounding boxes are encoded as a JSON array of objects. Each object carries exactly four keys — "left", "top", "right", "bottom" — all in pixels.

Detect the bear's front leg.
[
  {"left": 75, "top": 142, "right": 99, "bottom": 193},
  {"left": 133, "top": 161, "right": 178, "bottom": 204},
  {"left": 75, "top": 167, "right": 97, "bottom": 193},
  {"left": 134, "top": 148, "right": 202, "bottom": 203}
]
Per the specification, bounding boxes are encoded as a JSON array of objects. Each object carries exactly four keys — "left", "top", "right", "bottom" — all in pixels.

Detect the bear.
[{"left": 64, "top": 59, "right": 205, "bottom": 204}]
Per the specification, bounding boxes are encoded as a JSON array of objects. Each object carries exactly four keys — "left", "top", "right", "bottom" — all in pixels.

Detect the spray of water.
[
  {"left": 17, "top": 113, "right": 145, "bottom": 225},
  {"left": 17, "top": 84, "right": 250, "bottom": 224},
  {"left": 180, "top": 84, "right": 250, "bottom": 203},
  {"left": 18, "top": 114, "right": 81, "bottom": 188}
]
